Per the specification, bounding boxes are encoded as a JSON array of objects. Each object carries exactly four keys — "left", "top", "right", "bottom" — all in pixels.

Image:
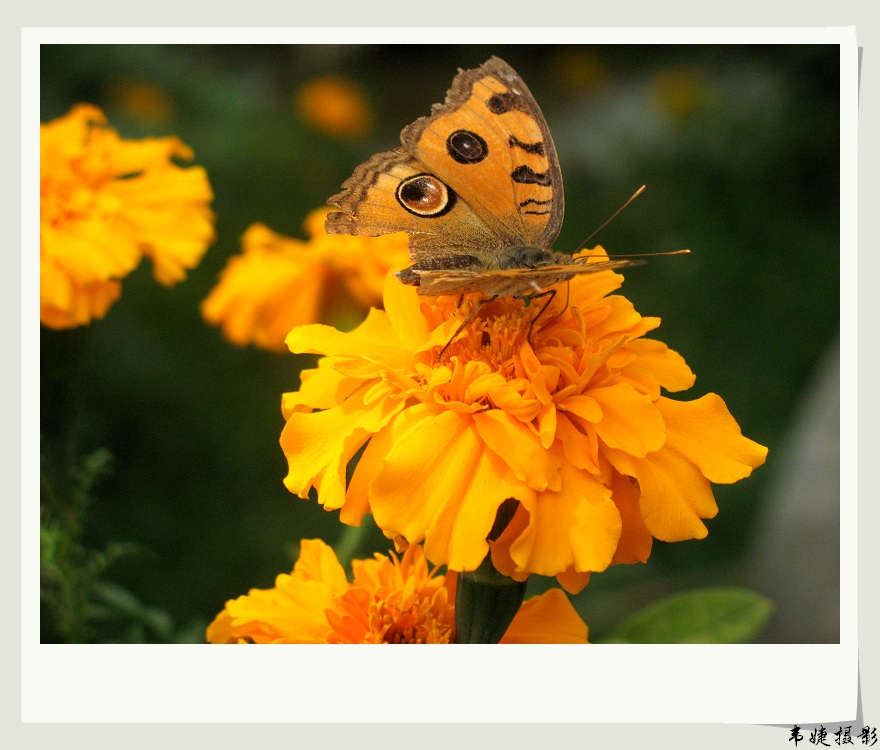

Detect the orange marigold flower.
[
  {"left": 280, "top": 258, "right": 768, "bottom": 593},
  {"left": 650, "top": 68, "right": 710, "bottom": 121},
  {"left": 201, "top": 208, "right": 411, "bottom": 352},
  {"left": 40, "top": 103, "right": 215, "bottom": 329},
  {"left": 106, "top": 79, "right": 175, "bottom": 125},
  {"left": 207, "top": 539, "right": 588, "bottom": 644},
  {"left": 296, "top": 76, "right": 373, "bottom": 139}
]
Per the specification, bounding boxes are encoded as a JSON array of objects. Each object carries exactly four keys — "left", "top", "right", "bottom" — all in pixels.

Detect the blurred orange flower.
[
  {"left": 106, "top": 79, "right": 175, "bottom": 125},
  {"left": 550, "top": 48, "right": 609, "bottom": 95},
  {"left": 207, "top": 539, "right": 588, "bottom": 644},
  {"left": 296, "top": 76, "right": 373, "bottom": 139},
  {"left": 40, "top": 103, "right": 215, "bottom": 329},
  {"left": 280, "top": 257, "right": 768, "bottom": 593},
  {"left": 650, "top": 68, "right": 710, "bottom": 121},
  {"left": 201, "top": 208, "right": 410, "bottom": 352}
]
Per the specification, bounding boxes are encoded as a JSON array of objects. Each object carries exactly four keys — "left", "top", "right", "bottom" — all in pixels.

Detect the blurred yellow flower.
[
  {"left": 207, "top": 539, "right": 588, "bottom": 644},
  {"left": 40, "top": 103, "right": 215, "bottom": 329},
  {"left": 280, "top": 257, "right": 768, "bottom": 593},
  {"left": 296, "top": 76, "right": 373, "bottom": 139},
  {"left": 201, "top": 208, "right": 411, "bottom": 352}
]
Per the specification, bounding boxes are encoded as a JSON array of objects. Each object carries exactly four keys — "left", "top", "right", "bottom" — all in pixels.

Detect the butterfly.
[{"left": 325, "top": 56, "right": 648, "bottom": 343}]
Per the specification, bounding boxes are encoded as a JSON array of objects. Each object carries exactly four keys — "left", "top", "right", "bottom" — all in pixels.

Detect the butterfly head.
[{"left": 497, "top": 246, "right": 561, "bottom": 270}]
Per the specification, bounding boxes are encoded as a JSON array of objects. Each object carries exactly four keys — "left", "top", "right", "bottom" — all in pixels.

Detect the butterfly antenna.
[
  {"left": 573, "top": 248, "right": 691, "bottom": 264},
  {"left": 574, "top": 185, "right": 647, "bottom": 253}
]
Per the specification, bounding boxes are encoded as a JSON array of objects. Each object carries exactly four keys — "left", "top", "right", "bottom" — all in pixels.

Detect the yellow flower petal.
[
  {"left": 278, "top": 244, "right": 767, "bottom": 584},
  {"left": 42, "top": 221, "right": 140, "bottom": 282},
  {"left": 208, "top": 540, "right": 589, "bottom": 644},
  {"left": 382, "top": 273, "right": 434, "bottom": 351},
  {"left": 286, "top": 310, "right": 415, "bottom": 374},
  {"left": 555, "top": 412, "right": 600, "bottom": 472},
  {"left": 555, "top": 567, "right": 592, "bottom": 595},
  {"left": 608, "top": 471, "right": 653, "bottom": 565},
  {"left": 370, "top": 406, "right": 527, "bottom": 571},
  {"left": 113, "top": 167, "right": 216, "bottom": 286},
  {"left": 570, "top": 480, "right": 625, "bottom": 573},
  {"left": 605, "top": 445, "right": 717, "bottom": 541},
  {"left": 203, "top": 208, "right": 408, "bottom": 352},
  {"left": 295, "top": 538, "right": 351, "bottom": 589},
  {"left": 559, "top": 393, "right": 602, "bottom": 423},
  {"left": 343, "top": 415, "right": 399, "bottom": 526},
  {"left": 207, "top": 541, "right": 348, "bottom": 644},
  {"left": 497, "top": 460, "right": 620, "bottom": 577},
  {"left": 202, "top": 226, "right": 329, "bottom": 353},
  {"left": 281, "top": 382, "right": 402, "bottom": 509},
  {"left": 585, "top": 294, "right": 660, "bottom": 343},
  {"left": 40, "top": 103, "right": 214, "bottom": 328},
  {"left": 500, "top": 588, "right": 589, "bottom": 644},
  {"left": 658, "top": 394, "right": 769, "bottom": 482},
  {"left": 39, "top": 257, "right": 122, "bottom": 329},
  {"left": 537, "top": 403, "right": 557, "bottom": 449},
  {"left": 591, "top": 382, "right": 666, "bottom": 455},
  {"left": 281, "top": 357, "right": 365, "bottom": 417},
  {"left": 473, "top": 410, "right": 562, "bottom": 492},
  {"left": 487, "top": 383, "right": 542, "bottom": 422},
  {"left": 625, "top": 338, "right": 696, "bottom": 393},
  {"left": 567, "top": 257, "right": 625, "bottom": 303}
]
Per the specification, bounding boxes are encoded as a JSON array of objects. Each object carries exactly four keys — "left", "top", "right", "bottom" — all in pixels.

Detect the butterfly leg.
[
  {"left": 535, "top": 280, "right": 571, "bottom": 333},
  {"left": 438, "top": 296, "right": 497, "bottom": 360},
  {"left": 523, "top": 288, "right": 557, "bottom": 344}
]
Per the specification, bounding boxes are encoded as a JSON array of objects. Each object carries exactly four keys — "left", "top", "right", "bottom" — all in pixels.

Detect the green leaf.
[
  {"left": 90, "top": 582, "right": 175, "bottom": 641},
  {"left": 600, "top": 588, "right": 774, "bottom": 644}
]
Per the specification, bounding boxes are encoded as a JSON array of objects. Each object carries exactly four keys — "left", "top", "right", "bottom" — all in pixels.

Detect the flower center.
[
  {"left": 439, "top": 297, "right": 538, "bottom": 374},
  {"left": 410, "top": 292, "right": 612, "bottom": 415},
  {"left": 376, "top": 600, "right": 454, "bottom": 644},
  {"left": 354, "top": 587, "right": 454, "bottom": 644}
]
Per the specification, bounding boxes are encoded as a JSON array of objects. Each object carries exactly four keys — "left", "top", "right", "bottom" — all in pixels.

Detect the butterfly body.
[
  {"left": 326, "top": 56, "right": 639, "bottom": 300},
  {"left": 395, "top": 246, "right": 634, "bottom": 298}
]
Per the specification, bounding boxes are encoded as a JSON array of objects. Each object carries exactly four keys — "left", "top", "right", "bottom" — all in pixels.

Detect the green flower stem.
[
  {"left": 454, "top": 555, "right": 527, "bottom": 644},
  {"left": 333, "top": 521, "right": 372, "bottom": 569}
]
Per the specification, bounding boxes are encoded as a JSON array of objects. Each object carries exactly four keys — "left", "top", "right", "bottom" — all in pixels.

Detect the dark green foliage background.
[{"left": 39, "top": 44, "right": 840, "bottom": 642}]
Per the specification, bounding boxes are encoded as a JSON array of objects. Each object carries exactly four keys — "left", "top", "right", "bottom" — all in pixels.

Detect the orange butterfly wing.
[
  {"left": 326, "top": 57, "right": 564, "bottom": 264},
  {"left": 399, "top": 56, "right": 564, "bottom": 251}
]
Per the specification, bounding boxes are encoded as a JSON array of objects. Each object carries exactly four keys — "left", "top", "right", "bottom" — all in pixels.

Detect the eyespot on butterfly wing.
[{"left": 326, "top": 56, "right": 648, "bottom": 300}]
